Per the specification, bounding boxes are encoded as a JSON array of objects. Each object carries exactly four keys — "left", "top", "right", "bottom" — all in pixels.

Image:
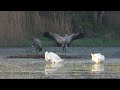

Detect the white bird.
[
  {"left": 91, "top": 53, "right": 105, "bottom": 64},
  {"left": 45, "top": 51, "right": 63, "bottom": 63},
  {"left": 43, "top": 32, "right": 84, "bottom": 52}
]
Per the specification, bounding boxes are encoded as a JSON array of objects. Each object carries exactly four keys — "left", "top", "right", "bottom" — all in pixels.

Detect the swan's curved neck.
[{"left": 45, "top": 52, "right": 49, "bottom": 61}]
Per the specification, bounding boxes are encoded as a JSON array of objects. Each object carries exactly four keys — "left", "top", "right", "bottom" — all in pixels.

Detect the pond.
[
  {"left": 0, "top": 58, "right": 120, "bottom": 79},
  {"left": 0, "top": 47, "right": 120, "bottom": 79}
]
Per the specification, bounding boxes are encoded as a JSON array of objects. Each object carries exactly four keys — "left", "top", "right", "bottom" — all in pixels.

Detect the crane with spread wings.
[{"left": 43, "top": 32, "right": 84, "bottom": 52}]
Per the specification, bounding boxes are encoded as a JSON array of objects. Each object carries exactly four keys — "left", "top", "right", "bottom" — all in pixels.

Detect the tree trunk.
[
  {"left": 99, "top": 11, "right": 104, "bottom": 23},
  {"left": 93, "top": 11, "right": 98, "bottom": 23}
]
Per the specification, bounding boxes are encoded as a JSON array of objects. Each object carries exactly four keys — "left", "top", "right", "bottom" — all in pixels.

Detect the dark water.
[
  {"left": 0, "top": 58, "right": 120, "bottom": 79},
  {"left": 0, "top": 47, "right": 120, "bottom": 58}
]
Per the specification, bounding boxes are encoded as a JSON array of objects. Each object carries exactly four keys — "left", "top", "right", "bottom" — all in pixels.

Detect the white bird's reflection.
[
  {"left": 45, "top": 62, "right": 64, "bottom": 75},
  {"left": 91, "top": 63, "right": 104, "bottom": 72}
]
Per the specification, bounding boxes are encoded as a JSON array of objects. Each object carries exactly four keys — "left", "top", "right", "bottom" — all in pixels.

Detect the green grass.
[
  {"left": 70, "top": 38, "right": 120, "bottom": 47},
  {"left": 6, "top": 40, "right": 32, "bottom": 47},
  {"left": 3, "top": 37, "right": 120, "bottom": 47},
  {"left": 13, "top": 40, "right": 32, "bottom": 47}
]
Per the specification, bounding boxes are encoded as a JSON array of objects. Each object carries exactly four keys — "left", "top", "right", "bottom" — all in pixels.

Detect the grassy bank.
[
  {"left": 3, "top": 37, "right": 120, "bottom": 48},
  {"left": 70, "top": 38, "right": 120, "bottom": 47}
]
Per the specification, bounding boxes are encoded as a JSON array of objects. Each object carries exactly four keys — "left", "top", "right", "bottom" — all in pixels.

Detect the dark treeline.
[{"left": 0, "top": 11, "right": 120, "bottom": 47}]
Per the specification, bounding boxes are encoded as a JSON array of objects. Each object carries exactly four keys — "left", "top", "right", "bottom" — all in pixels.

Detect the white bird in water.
[
  {"left": 43, "top": 32, "right": 84, "bottom": 52},
  {"left": 45, "top": 51, "right": 63, "bottom": 63},
  {"left": 91, "top": 53, "right": 105, "bottom": 64}
]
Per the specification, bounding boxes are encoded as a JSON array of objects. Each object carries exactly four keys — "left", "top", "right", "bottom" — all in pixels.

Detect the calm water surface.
[
  {"left": 0, "top": 47, "right": 120, "bottom": 79},
  {"left": 0, "top": 58, "right": 120, "bottom": 79}
]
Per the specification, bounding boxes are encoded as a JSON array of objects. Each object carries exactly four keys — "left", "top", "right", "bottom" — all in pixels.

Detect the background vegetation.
[{"left": 0, "top": 11, "right": 120, "bottom": 47}]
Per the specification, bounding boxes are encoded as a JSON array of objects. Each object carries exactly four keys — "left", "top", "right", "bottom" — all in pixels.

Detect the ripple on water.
[{"left": 0, "top": 57, "right": 119, "bottom": 79}]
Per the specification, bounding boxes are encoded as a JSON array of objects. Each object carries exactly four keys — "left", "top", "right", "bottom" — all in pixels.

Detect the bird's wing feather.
[
  {"left": 43, "top": 32, "right": 63, "bottom": 45},
  {"left": 50, "top": 33, "right": 63, "bottom": 43},
  {"left": 32, "top": 38, "right": 42, "bottom": 48},
  {"left": 49, "top": 52, "right": 62, "bottom": 60},
  {"left": 68, "top": 34, "right": 76, "bottom": 43},
  {"left": 34, "top": 38, "right": 42, "bottom": 46},
  {"left": 68, "top": 33, "right": 84, "bottom": 46}
]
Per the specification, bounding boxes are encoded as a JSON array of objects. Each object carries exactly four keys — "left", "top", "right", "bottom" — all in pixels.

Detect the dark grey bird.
[
  {"left": 43, "top": 32, "right": 84, "bottom": 52},
  {"left": 32, "top": 38, "right": 42, "bottom": 54}
]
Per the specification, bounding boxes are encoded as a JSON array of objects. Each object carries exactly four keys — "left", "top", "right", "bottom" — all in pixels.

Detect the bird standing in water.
[
  {"left": 32, "top": 38, "right": 42, "bottom": 54},
  {"left": 43, "top": 32, "right": 84, "bottom": 53},
  {"left": 91, "top": 53, "right": 105, "bottom": 64},
  {"left": 45, "top": 51, "right": 63, "bottom": 63}
]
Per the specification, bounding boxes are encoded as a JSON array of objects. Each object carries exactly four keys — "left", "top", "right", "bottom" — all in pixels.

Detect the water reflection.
[
  {"left": 1, "top": 58, "right": 120, "bottom": 79},
  {"left": 45, "top": 63, "right": 64, "bottom": 75},
  {"left": 91, "top": 63, "right": 104, "bottom": 72}
]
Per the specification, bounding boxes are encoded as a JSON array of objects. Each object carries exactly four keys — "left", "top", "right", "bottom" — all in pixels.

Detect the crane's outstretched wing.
[
  {"left": 68, "top": 33, "right": 84, "bottom": 46},
  {"left": 43, "top": 32, "right": 63, "bottom": 46},
  {"left": 43, "top": 32, "right": 54, "bottom": 39}
]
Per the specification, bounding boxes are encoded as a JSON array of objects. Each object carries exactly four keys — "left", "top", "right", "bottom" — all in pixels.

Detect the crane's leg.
[
  {"left": 63, "top": 47, "right": 67, "bottom": 54},
  {"left": 65, "top": 45, "right": 68, "bottom": 54},
  {"left": 63, "top": 47, "right": 64, "bottom": 52},
  {"left": 65, "top": 48, "right": 66, "bottom": 54},
  {"left": 36, "top": 48, "right": 39, "bottom": 55}
]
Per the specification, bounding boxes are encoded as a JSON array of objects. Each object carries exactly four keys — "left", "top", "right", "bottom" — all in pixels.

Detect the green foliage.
[
  {"left": 8, "top": 12, "right": 120, "bottom": 47},
  {"left": 70, "top": 38, "right": 102, "bottom": 47},
  {"left": 67, "top": 38, "right": 120, "bottom": 47},
  {"left": 81, "top": 22, "right": 93, "bottom": 30},
  {"left": 1, "top": 11, "right": 120, "bottom": 48},
  {"left": 8, "top": 38, "right": 120, "bottom": 47},
  {"left": 11, "top": 40, "right": 32, "bottom": 47},
  {"left": 17, "top": 11, "right": 120, "bottom": 47}
]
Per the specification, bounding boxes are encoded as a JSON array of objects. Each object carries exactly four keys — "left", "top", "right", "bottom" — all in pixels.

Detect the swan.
[
  {"left": 32, "top": 38, "right": 42, "bottom": 54},
  {"left": 43, "top": 32, "right": 84, "bottom": 52},
  {"left": 91, "top": 53, "right": 105, "bottom": 64},
  {"left": 45, "top": 51, "right": 63, "bottom": 63}
]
